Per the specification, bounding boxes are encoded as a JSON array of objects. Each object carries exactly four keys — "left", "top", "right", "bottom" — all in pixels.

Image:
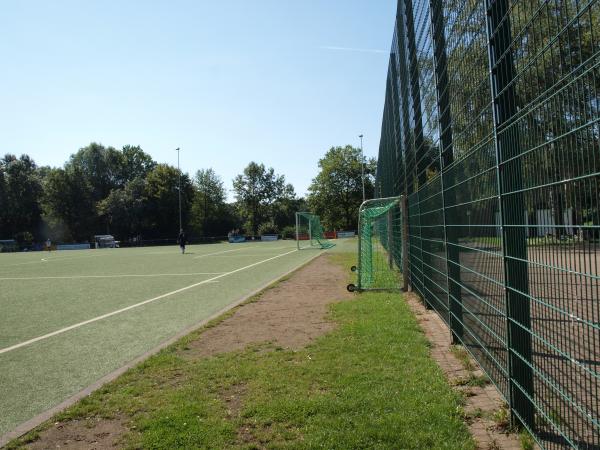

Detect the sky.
[{"left": 0, "top": 1, "right": 396, "bottom": 201}]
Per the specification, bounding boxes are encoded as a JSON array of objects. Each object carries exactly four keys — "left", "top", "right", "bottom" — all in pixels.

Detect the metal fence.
[{"left": 376, "top": 0, "right": 599, "bottom": 448}]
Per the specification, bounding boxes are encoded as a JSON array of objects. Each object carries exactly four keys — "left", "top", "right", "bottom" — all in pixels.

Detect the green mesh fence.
[
  {"left": 295, "top": 212, "right": 335, "bottom": 250},
  {"left": 349, "top": 197, "right": 403, "bottom": 292},
  {"left": 377, "top": 0, "right": 600, "bottom": 448}
]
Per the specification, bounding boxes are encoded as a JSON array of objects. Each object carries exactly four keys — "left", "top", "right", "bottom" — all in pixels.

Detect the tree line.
[{"left": 0, "top": 143, "right": 375, "bottom": 245}]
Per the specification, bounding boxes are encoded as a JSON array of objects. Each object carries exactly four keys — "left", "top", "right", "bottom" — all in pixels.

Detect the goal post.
[
  {"left": 295, "top": 212, "right": 335, "bottom": 250},
  {"left": 348, "top": 196, "right": 404, "bottom": 292}
]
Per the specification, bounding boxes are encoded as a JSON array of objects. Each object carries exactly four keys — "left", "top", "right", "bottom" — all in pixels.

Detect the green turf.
[
  {"left": 6, "top": 248, "right": 474, "bottom": 449},
  {"left": 0, "top": 241, "right": 323, "bottom": 437}
]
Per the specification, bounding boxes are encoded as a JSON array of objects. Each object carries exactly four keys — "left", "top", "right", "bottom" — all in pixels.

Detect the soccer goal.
[
  {"left": 347, "top": 196, "right": 404, "bottom": 292},
  {"left": 295, "top": 212, "right": 335, "bottom": 250}
]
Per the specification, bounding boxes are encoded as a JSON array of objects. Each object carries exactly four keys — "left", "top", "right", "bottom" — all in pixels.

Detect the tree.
[
  {"left": 0, "top": 163, "right": 7, "bottom": 236},
  {"left": 67, "top": 143, "right": 123, "bottom": 201},
  {"left": 232, "top": 162, "right": 293, "bottom": 235},
  {"left": 97, "top": 178, "right": 147, "bottom": 239},
  {"left": 48, "top": 143, "right": 158, "bottom": 239},
  {"left": 272, "top": 196, "right": 305, "bottom": 231},
  {"left": 42, "top": 166, "right": 96, "bottom": 241},
  {"left": 119, "top": 145, "right": 156, "bottom": 184},
  {"left": 190, "top": 168, "right": 230, "bottom": 236},
  {"left": 307, "top": 145, "right": 376, "bottom": 230},
  {"left": 144, "top": 164, "right": 193, "bottom": 238},
  {"left": 1, "top": 154, "right": 44, "bottom": 241}
]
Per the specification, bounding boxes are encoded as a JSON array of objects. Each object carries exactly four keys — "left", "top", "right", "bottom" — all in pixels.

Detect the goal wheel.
[
  {"left": 350, "top": 265, "right": 357, "bottom": 272},
  {"left": 347, "top": 283, "right": 357, "bottom": 292}
]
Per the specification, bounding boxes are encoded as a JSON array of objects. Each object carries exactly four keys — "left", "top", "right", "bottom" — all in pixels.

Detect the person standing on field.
[{"left": 178, "top": 229, "right": 187, "bottom": 254}]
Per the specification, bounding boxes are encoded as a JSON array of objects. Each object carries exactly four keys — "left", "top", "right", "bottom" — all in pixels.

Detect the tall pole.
[
  {"left": 359, "top": 134, "right": 366, "bottom": 202},
  {"left": 176, "top": 147, "right": 182, "bottom": 232}
]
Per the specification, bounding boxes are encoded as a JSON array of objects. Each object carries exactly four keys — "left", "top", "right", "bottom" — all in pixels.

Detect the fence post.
[
  {"left": 402, "top": 0, "right": 429, "bottom": 307},
  {"left": 428, "top": 0, "right": 463, "bottom": 342},
  {"left": 401, "top": 196, "right": 410, "bottom": 292},
  {"left": 395, "top": 2, "right": 421, "bottom": 297},
  {"left": 387, "top": 208, "right": 394, "bottom": 269},
  {"left": 485, "top": 0, "right": 534, "bottom": 430}
]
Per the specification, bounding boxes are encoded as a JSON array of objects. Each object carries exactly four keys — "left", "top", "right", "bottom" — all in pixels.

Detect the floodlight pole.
[
  {"left": 359, "top": 134, "right": 366, "bottom": 203},
  {"left": 176, "top": 147, "right": 182, "bottom": 232}
]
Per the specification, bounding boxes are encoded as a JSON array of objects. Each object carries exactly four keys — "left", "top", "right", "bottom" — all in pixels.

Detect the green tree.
[
  {"left": 232, "top": 162, "right": 293, "bottom": 235},
  {"left": 307, "top": 146, "right": 376, "bottom": 230},
  {"left": 119, "top": 145, "right": 156, "bottom": 184},
  {"left": 68, "top": 143, "right": 123, "bottom": 201},
  {"left": 1, "top": 154, "right": 44, "bottom": 241},
  {"left": 42, "top": 166, "right": 96, "bottom": 241},
  {"left": 190, "top": 168, "right": 230, "bottom": 237},
  {"left": 272, "top": 196, "right": 306, "bottom": 231},
  {"left": 44, "top": 143, "right": 158, "bottom": 240},
  {"left": 144, "top": 164, "right": 193, "bottom": 238},
  {"left": 97, "top": 178, "right": 147, "bottom": 239},
  {"left": 0, "top": 163, "right": 7, "bottom": 236}
]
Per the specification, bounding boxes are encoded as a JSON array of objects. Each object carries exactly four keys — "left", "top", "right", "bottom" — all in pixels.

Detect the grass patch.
[
  {"left": 493, "top": 404, "right": 511, "bottom": 432},
  {"left": 450, "top": 345, "right": 477, "bottom": 372},
  {"left": 452, "top": 373, "right": 491, "bottom": 388},
  {"left": 519, "top": 429, "right": 536, "bottom": 450},
  {"left": 8, "top": 251, "right": 474, "bottom": 449}
]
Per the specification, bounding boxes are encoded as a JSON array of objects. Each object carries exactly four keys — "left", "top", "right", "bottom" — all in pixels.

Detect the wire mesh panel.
[
  {"left": 495, "top": 0, "right": 600, "bottom": 446},
  {"left": 442, "top": 0, "right": 513, "bottom": 410},
  {"left": 377, "top": 0, "right": 599, "bottom": 448}
]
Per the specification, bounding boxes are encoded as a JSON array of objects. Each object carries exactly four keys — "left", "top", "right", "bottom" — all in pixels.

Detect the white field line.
[
  {"left": 0, "top": 247, "right": 239, "bottom": 268},
  {"left": 0, "top": 249, "right": 298, "bottom": 355},
  {"left": 0, "top": 272, "right": 224, "bottom": 281},
  {"left": 259, "top": 246, "right": 296, "bottom": 250},
  {"left": 1, "top": 253, "right": 106, "bottom": 267},
  {"left": 209, "top": 253, "right": 289, "bottom": 257},
  {"left": 193, "top": 247, "right": 246, "bottom": 259}
]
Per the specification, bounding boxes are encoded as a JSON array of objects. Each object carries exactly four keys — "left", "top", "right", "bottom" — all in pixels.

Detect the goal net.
[
  {"left": 348, "top": 197, "right": 403, "bottom": 292},
  {"left": 295, "top": 212, "right": 335, "bottom": 250}
]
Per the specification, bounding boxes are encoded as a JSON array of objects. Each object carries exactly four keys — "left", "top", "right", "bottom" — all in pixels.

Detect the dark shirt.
[{"left": 178, "top": 233, "right": 187, "bottom": 245}]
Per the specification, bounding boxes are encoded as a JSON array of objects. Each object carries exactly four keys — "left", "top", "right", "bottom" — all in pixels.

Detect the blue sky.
[{"left": 0, "top": 1, "right": 395, "bottom": 200}]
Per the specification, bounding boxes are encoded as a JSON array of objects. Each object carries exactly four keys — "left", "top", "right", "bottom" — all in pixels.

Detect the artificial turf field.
[{"left": 0, "top": 241, "right": 328, "bottom": 438}]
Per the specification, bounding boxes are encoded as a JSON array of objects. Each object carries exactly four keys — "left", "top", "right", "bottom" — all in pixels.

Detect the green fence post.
[
  {"left": 485, "top": 0, "right": 534, "bottom": 430},
  {"left": 403, "top": 0, "right": 429, "bottom": 307},
  {"left": 429, "top": 0, "right": 463, "bottom": 342},
  {"left": 401, "top": 195, "right": 410, "bottom": 292},
  {"left": 394, "top": 4, "right": 417, "bottom": 291}
]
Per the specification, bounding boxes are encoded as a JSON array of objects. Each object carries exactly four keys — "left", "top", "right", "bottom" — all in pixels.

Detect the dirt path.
[
  {"left": 17, "top": 254, "right": 351, "bottom": 449},
  {"left": 181, "top": 254, "right": 352, "bottom": 358}
]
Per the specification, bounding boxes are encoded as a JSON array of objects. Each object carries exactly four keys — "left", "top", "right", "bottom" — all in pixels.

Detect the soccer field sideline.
[{"left": 0, "top": 241, "right": 345, "bottom": 440}]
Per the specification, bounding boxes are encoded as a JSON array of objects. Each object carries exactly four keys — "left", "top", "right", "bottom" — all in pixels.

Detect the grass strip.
[{"left": 8, "top": 252, "right": 474, "bottom": 449}]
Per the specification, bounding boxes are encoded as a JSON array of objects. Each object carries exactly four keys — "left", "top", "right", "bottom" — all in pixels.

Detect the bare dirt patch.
[
  {"left": 404, "top": 292, "right": 523, "bottom": 450},
  {"left": 221, "top": 383, "right": 247, "bottom": 419},
  {"left": 25, "top": 417, "right": 127, "bottom": 450},
  {"left": 181, "top": 254, "right": 352, "bottom": 358}
]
